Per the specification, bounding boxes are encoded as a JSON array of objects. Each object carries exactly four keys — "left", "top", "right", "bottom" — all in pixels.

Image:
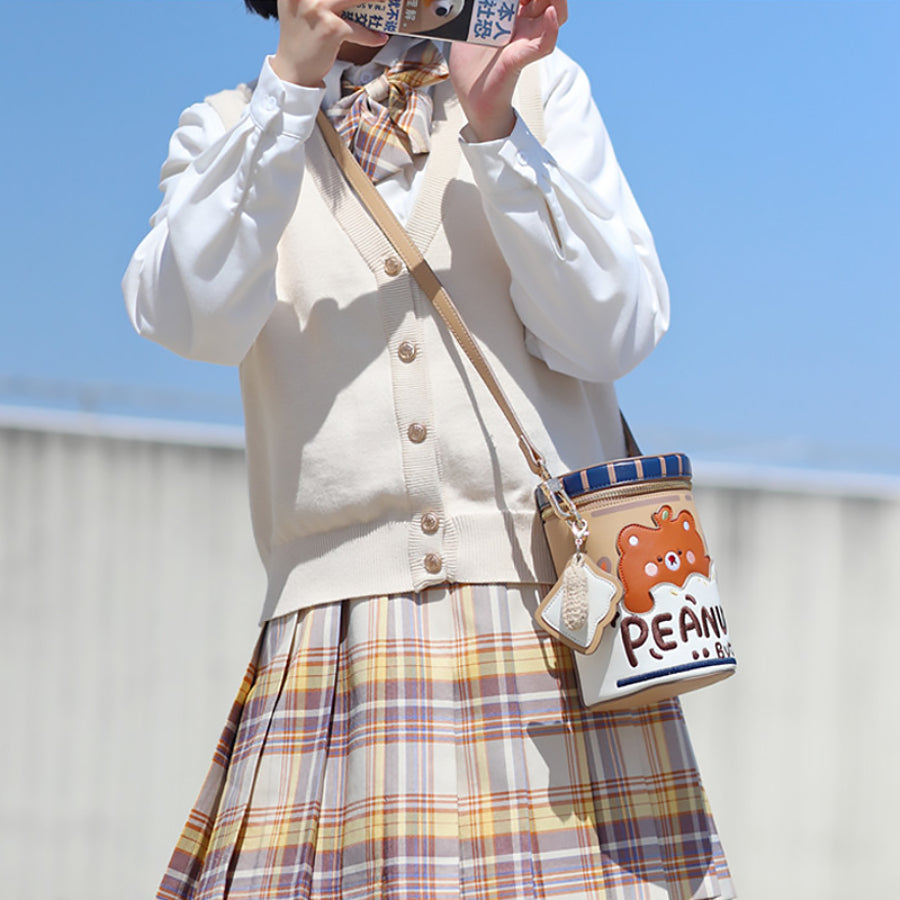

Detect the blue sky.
[{"left": 1, "top": 1, "right": 897, "bottom": 473}]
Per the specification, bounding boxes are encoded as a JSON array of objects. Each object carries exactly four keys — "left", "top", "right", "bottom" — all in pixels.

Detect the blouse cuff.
[
  {"left": 249, "top": 56, "right": 325, "bottom": 141},
  {"left": 459, "top": 112, "right": 555, "bottom": 193}
]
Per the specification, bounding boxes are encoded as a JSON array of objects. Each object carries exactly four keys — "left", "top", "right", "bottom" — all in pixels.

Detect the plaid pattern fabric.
[
  {"left": 157, "top": 584, "right": 734, "bottom": 900},
  {"left": 326, "top": 43, "right": 450, "bottom": 182}
]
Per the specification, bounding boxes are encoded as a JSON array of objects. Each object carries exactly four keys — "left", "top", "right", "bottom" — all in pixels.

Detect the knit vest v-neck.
[{"left": 208, "top": 71, "right": 627, "bottom": 622}]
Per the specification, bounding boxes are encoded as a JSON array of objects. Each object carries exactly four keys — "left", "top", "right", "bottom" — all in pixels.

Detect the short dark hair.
[{"left": 244, "top": 0, "right": 278, "bottom": 19}]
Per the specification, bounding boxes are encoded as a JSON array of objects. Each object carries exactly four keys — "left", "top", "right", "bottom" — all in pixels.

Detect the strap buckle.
[{"left": 541, "top": 477, "right": 590, "bottom": 551}]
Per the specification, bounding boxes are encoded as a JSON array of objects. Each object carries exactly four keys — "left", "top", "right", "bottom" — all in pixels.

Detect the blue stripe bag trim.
[{"left": 535, "top": 453, "right": 692, "bottom": 512}]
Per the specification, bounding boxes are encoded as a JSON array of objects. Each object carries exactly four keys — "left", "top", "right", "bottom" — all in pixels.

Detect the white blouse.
[{"left": 123, "top": 39, "right": 669, "bottom": 384}]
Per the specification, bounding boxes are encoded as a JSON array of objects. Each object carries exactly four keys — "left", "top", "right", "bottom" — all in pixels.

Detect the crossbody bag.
[{"left": 318, "top": 111, "right": 737, "bottom": 710}]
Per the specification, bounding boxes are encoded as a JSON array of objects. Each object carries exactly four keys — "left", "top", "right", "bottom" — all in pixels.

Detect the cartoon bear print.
[{"left": 615, "top": 505, "right": 711, "bottom": 614}]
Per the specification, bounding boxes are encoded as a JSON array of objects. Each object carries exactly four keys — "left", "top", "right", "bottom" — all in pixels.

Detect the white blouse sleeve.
[
  {"left": 122, "top": 58, "right": 324, "bottom": 365},
  {"left": 459, "top": 49, "right": 670, "bottom": 384}
]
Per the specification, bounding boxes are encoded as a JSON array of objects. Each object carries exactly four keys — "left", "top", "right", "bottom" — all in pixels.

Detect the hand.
[
  {"left": 271, "top": 0, "right": 388, "bottom": 88},
  {"left": 449, "top": 0, "right": 567, "bottom": 142}
]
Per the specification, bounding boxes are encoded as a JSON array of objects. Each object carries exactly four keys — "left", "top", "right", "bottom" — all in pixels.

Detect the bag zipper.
[{"left": 541, "top": 478, "right": 691, "bottom": 521}]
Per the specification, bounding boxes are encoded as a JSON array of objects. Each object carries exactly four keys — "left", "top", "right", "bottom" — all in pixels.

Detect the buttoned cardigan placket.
[{"left": 303, "top": 81, "right": 465, "bottom": 592}]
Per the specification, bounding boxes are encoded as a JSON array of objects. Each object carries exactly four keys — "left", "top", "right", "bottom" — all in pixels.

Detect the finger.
[
  {"left": 518, "top": 0, "right": 551, "bottom": 18},
  {"left": 527, "top": 5, "right": 559, "bottom": 53},
  {"left": 507, "top": 4, "right": 559, "bottom": 61},
  {"left": 510, "top": 1, "right": 558, "bottom": 42},
  {"left": 329, "top": 0, "right": 391, "bottom": 42},
  {"left": 537, "top": 5, "right": 560, "bottom": 51},
  {"left": 553, "top": 0, "right": 568, "bottom": 26},
  {"left": 340, "top": 17, "right": 390, "bottom": 46}
]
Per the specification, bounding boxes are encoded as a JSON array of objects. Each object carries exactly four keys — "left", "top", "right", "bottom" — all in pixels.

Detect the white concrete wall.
[
  {"left": 1, "top": 410, "right": 898, "bottom": 899},
  {"left": 0, "top": 412, "right": 263, "bottom": 899},
  {"left": 681, "top": 471, "right": 900, "bottom": 898}
]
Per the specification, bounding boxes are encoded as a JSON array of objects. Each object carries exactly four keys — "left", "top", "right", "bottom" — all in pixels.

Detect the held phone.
[{"left": 343, "top": 1, "right": 516, "bottom": 47}]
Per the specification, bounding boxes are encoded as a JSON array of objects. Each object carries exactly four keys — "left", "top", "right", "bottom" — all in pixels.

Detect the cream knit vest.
[{"left": 208, "top": 69, "right": 627, "bottom": 622}]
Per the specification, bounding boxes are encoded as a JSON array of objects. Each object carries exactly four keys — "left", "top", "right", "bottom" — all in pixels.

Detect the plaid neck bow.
[{"left": 326, "top": 43, "right": 450, "bottom": 183}]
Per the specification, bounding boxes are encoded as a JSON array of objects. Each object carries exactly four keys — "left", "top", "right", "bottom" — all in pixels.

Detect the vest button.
[
  {"left": 424, "top": 553, "right": 443, "bottom": 575},
  {"left": 397, "top": 341, "right": 417, "bottom": 363},
  {"left": 407, "top": 423, "right": 427, "bottom": 444},
  {"left": 420, "top": 512, "right": 440, "bottom": 535},
  {"left": 384, "top": 256, "right": 403, "bottom": 277}
]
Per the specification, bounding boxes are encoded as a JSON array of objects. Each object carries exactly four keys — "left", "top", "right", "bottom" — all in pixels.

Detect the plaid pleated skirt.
[{"left": 158, "top": 584, "right": 734, "bottom": 900}]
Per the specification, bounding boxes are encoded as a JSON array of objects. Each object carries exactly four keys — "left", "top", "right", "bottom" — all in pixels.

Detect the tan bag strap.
[{"left": 316, "top": 111, "right": 641, "bottom": 475}]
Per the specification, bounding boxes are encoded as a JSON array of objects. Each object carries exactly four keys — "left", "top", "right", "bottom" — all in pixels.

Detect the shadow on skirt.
[{"left": 157, "top": 584, "right": 735, "bottom": 900}]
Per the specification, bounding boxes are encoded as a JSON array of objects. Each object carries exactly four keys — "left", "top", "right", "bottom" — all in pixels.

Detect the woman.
[{"left": 123, "top": 1, "right": 734, "bottom": 897}]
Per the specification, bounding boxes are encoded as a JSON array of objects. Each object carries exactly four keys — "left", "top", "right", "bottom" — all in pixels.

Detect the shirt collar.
[{"left": 323, "top": 37, "right": 445, "bottom": 109}]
